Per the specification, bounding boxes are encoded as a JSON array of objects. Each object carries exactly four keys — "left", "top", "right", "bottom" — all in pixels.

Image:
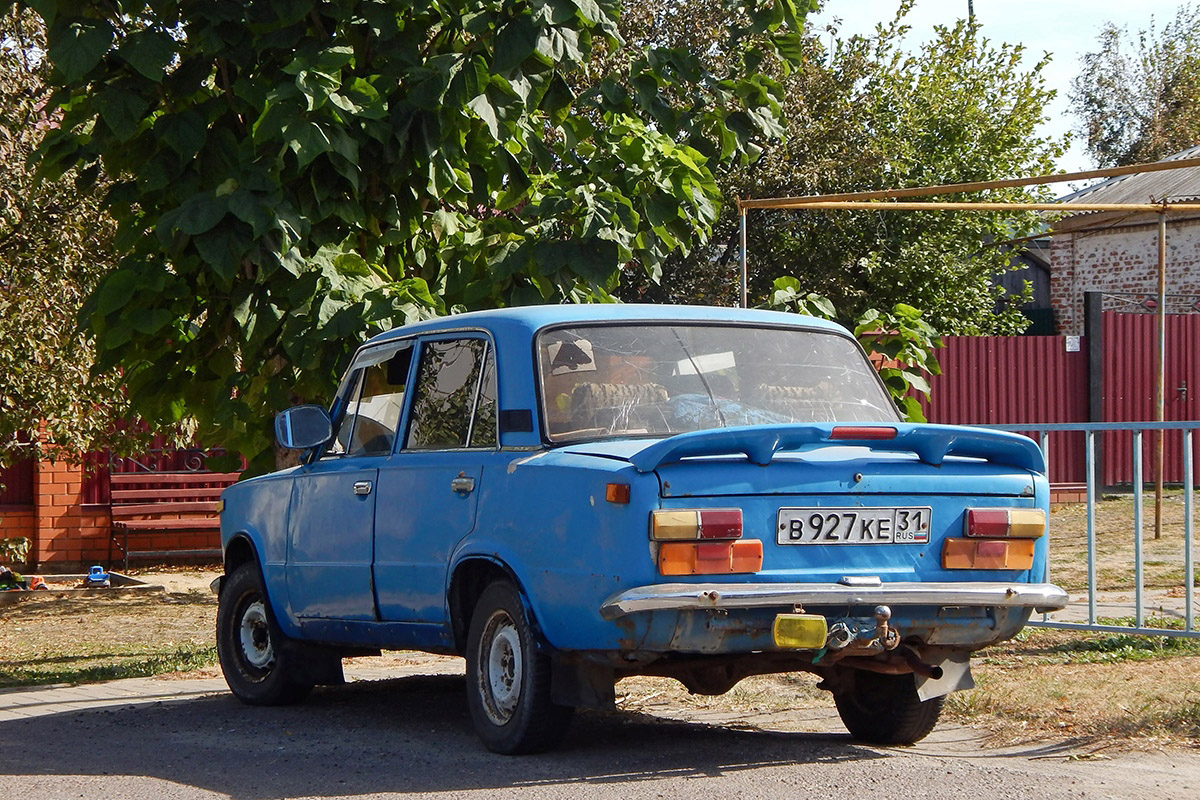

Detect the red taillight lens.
[
  {"left": 651, "top": 509, "right": 742, "bottom": 540},
  {"left": 698, "top": 509, "right": 742, "bottom": 539},
  {"left": 964, "top": 508, "right": 1046, "bottom": 538},
  {"left": 830, "top": 426, "right": 898, "bottom": 440}
]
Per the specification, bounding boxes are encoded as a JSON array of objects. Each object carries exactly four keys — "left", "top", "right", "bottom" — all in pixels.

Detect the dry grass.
[
  {"left": 947, "top": 626, "right": 1200, "bottom": 746},
  {"left": 1049, "top": 491, "right": 1198, "bottom": 592},
  {"left": 0, "top": 569, "right": 219, "bottom": 687}
]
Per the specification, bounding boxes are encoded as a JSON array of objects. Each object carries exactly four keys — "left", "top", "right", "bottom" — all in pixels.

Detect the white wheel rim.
[
  {"left": 480, "top": 611, "right": 523, "bottom": 725},
  {"left": 238, "top": 599, "right": 275, "bottom": 670}
]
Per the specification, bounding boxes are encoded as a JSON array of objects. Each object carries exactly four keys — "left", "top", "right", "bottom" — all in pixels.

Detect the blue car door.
[
  {"left": 374, "top": 335, "right": 498, "bottom": 624},
  {"left": 286, "top": 342, "right": 413, "bottom": 620}
]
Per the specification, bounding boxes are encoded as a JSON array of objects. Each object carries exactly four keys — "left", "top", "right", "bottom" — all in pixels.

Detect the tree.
[
  {"left": 1071, "top": 4, "right": 1200, "bottom": 168},
  {"left": 15, "top": 0, "right": 813, "bottom": 473},
  {"left": 0, "top": 8, "right": 163, "bottom": 466},
  {"left": 621, "top": 1, "right": 1065, "bottom": 336}
]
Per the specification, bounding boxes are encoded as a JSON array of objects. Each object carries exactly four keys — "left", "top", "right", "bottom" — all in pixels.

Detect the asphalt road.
[{"left": 2, "top": 665, "right": 1197, "bottom": 800}]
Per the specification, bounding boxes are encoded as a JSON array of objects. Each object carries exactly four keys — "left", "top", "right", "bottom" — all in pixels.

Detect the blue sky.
[{"left": 812, "top": 1, "right": 1193, "bottom": 174}]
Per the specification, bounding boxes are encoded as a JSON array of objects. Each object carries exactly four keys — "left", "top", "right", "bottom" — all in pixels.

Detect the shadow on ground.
[{"left": 0, "top": 674, "right": 897, "bottom": 798}]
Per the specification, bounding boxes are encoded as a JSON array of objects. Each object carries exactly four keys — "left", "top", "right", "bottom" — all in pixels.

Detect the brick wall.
[
  {"left": 0, "top": 508, "right": 35, "bottom": 563},
  {"left": 31, "top": 459, "right": 111, "bottom": 569},
  {"left": 1052, "top": 216, "right": 1200, "bottom": 334}
]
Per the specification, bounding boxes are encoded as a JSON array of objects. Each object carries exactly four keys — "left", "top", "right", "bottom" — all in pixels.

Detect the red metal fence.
[
  {"left": 921, "top": 335, "right": 1089, "bottom": 482},
  {"left": 1100, "top": 312, "right": 1200, "bottom": 484},
  {"left": 919, "top": 312, "right": 1200, "bottom": 486}
]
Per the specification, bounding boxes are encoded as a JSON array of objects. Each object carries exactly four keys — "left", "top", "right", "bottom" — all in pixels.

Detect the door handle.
[
  {"left": 353, "top": 480, "right": 373, "bottom": 496},
  {"left": 451, "top": 473, "right": 476, "bottom": 495}
]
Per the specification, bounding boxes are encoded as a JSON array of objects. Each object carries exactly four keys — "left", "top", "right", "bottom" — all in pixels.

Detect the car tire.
[
  {"left": 217, "top": 562, "right": 314, "bottom": 705},
  {"left": 465, "top": 581, "right": 573, "bottom": 754},
  {"left": 833, "top": 670, "right": 944, "bottom": 745}
]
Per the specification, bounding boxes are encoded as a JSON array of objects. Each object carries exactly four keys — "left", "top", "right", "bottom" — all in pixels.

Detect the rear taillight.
[
  {"left": 945, "top": 507, "right": 1045, "bottom": 571},
  {"left": 963, "top": 508, "right": 1046, "bottom": 538},
  {"left": 651, "top": 509, "right": 743, "bottom": 541},
  {"left": 651, "top": 509, "right": 758, "bottom": 575}
]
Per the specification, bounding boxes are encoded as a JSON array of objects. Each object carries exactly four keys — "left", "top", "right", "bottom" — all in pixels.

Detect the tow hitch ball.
[{"left": 826, "top": 605, "right": 900, "bottom": 653}]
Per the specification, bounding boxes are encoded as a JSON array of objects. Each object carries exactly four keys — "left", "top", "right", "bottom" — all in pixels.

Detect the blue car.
[{"left": 215, "top": 304, "right": 1066, "bottom": 753}]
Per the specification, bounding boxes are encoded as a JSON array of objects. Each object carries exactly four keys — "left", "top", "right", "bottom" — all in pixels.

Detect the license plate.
[{"left": 776, "top": 506, "right": 931, "bottom": 544}]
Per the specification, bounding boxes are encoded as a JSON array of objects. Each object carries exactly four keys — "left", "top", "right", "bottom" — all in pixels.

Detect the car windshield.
[{"left": 538, "top": 323, "right": 899, "bottom": 442}]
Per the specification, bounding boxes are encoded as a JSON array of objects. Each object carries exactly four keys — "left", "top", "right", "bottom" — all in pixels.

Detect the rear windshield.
[{"left": 537, "top": 323, "right": 899, "bottom": 442}]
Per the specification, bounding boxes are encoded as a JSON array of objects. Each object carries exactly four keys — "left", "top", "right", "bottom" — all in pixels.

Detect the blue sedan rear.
[{"left": 216, "top": 305, "right": 1066, "bottom": 753}]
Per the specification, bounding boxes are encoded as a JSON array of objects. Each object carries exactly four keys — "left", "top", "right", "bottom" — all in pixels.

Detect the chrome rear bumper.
[{"left": 599, "top": 581, "right": 1068, "bottom": 620}]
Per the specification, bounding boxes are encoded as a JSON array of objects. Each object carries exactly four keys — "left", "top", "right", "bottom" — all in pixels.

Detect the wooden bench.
[{"left": 108, "top": 472, "right": 240, "bottom": 570}]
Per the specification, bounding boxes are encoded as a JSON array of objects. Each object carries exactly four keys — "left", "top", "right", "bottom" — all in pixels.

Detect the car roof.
[{"left": 364, "top": 304, "right": 849, "bottom": 346}]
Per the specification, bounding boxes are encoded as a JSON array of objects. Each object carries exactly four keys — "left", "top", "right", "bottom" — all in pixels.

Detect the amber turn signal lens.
[
  {"left": 605, "top": 483, "right": 630, "bottom": 504},
  {"left": 942, "top": 538, "right": 1035, "bottom": 570},
  {"left": 658, "top": 539, "right": 763, "bottom": 575}
]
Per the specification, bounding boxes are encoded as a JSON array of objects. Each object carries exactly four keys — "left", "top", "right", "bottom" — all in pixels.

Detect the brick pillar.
[{"left": 32, "top": 458, "right": 111, "bottom": 570}]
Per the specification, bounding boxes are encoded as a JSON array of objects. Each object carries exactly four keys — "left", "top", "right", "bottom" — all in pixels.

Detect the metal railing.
[{"left": 988, "top": 421, "right": 1197, "bottom": 638}]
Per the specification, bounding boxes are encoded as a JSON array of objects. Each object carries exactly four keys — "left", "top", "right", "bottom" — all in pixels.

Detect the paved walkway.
[
  {"left": 0, "top": 659, "right": 462, "bottom": 723},
  {"left": 0, "top": 675, "right": 229, "bottom": 722}
]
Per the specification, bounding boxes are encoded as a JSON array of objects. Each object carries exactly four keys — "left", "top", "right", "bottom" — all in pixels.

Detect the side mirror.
[{"left": 275, "top": 405, "right": 333, "bottom": 450}]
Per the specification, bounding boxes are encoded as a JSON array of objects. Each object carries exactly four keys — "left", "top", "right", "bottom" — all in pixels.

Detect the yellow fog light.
[{"left": 772, "top": 613, "right": 828, "bottom": 650}]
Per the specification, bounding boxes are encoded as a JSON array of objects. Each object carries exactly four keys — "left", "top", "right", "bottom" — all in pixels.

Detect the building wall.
[
  {"left": 1051, "top": 216, "right": 1200, "bottom": 334},
  {"left": 0, "top": 508, "right": 35, "bottom": 559},
  {"left": 32, "top": 459, "right": 111, "bottom": 568}
]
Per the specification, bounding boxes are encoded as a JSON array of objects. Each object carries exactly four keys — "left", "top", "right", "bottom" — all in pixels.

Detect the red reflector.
[
  {"left": 698, "top": 509, "right": 743, "bottom": 539},
  {"left": 830, "top": 426, "right": 898, "bottom": 440},
  {"left": 965, "top": 509, "right": 1009, "bottom": 537}
]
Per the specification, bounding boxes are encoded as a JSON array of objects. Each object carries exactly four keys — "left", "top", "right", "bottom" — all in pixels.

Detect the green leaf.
[
  {"left": 226, "top": 191, "right": 272, "bottom": 238},
  {"left": 162, "top": 193, "right": 228, "bottom": 237},
  {"left": 48, "top": 19, "right": 114, "bottom": 82},
  {"left": 156, "top": 111, "right": 209, "bottom": 158},
  {"left": 467, "top": 94, "right": 500, "bottom": 139},
  {"left": 97, "top": 86, "right": 150, "bottom": 141},
  {"left": 95, "top": 270, "right": 140, "bottom": 316},
  {"left": 284, "top": 121, "right": 333, "bottom": 168},
  {"left": 130, "top": 308, "right": 173, "bottom": 335},
  {"left": 118, "top": 31, "right": 177, "bottom": 82},
  {"left": 494, "top": 16, "right": 540, "bottom": 73}
]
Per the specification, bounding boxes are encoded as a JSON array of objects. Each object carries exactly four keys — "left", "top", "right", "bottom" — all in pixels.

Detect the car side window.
[
  {"left": 406, "top": 338, "right": 498, "bottom": 450},
  {"left": 327, "top": 345, "right": 413, "bottom": 458}
]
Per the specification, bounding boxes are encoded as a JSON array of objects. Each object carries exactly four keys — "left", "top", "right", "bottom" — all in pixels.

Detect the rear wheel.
[
  {"left": 465, "top": 581, "right": 573, "bottom": 754},
  {"left": 217, "top": 562, "right": 314, "bottom": 705},
  {"left": 833, "top": 670, "right": 944, "bottom": 745}
]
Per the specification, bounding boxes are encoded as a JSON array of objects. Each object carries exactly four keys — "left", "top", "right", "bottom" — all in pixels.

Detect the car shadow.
[{"left": 0, "top": 673, "right": 886, "bottom": 797}]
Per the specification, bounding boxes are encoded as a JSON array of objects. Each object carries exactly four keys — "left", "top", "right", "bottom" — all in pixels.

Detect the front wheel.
[
  {"left": 833, "top": 670, "right": 944, "bottom": 745},
  {"left": 465, "top": 581, "right": 573, "bottom": 754},
  {"left": 216, "top": 562, "right": 314, "bottom": 705}
]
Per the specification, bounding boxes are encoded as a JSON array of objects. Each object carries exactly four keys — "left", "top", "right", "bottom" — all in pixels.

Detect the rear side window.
[{"left": 406, "top": 338, "right": 498, "bottom": 450}]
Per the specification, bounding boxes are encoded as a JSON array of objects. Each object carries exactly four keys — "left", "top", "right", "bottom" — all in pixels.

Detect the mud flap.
[
  {"left": 915, "top": 650, "right": 973, "bottom": 701},
  {"left": 551, "top": 657, "right": 616, "bottom": 710}
]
